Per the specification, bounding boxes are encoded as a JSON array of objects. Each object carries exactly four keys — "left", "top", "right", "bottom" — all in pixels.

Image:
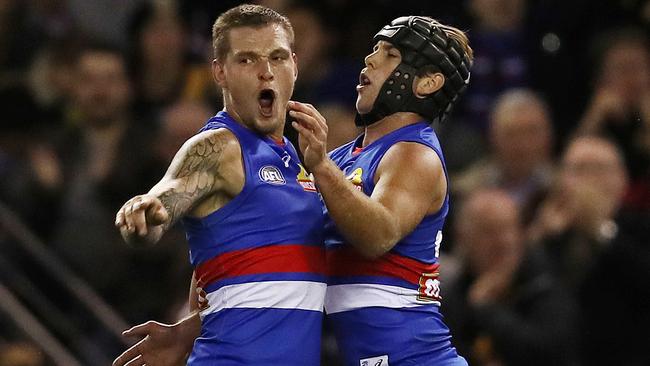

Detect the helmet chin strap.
[{"left": 355, "top": 16, "right": 471, "bottom": 127}]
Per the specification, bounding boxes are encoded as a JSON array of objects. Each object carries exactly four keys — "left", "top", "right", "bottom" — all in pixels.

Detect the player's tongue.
[{"left": 258, "top": 89, "right": 275, "bottom": 117}]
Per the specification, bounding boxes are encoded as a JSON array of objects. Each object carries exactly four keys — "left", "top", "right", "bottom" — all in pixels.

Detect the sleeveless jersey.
[
  {"left": 182, "top": 111, "right": 326, "bottom": 366},
  {"left": 324, "top": 122, "right": 467, "bottom": 366}
]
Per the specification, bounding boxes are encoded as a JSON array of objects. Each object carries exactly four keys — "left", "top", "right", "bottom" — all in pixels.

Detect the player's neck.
[{"left": 362, "top": 112, "right": 422, "bottom": 147}]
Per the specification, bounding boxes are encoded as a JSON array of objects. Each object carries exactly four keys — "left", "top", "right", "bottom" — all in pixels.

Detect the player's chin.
[
  {"left": 252, "top": 116, "right": 282, "bottom": 135},
  {"left": 356, "top": 98, "right": 373, "bottom": 115}
]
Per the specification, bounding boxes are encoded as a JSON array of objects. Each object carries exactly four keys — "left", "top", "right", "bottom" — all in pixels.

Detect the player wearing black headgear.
[
  {"left": 291, "top": 15, "right": 473, "bottom": 366},
  {"left": 356, "top": 16, "right": 472, "bottom": 126}
]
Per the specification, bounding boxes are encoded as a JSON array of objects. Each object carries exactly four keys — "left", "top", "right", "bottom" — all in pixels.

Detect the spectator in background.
[
  {"left": 52, "top": 43, "right": 177, "bottom": 322},
  {"left": 577, "top": 28, "right": 650, "bottom": 212},
  {"left": 28, "top": 36, "right": 85, "bottom": 126},
  {"left": 453, "top": 88, "right": 554, "bottom": 224},
  {"left": 285, "top": 4, "right": 361, "bottom": 150},
  {"left": 127, "top": 1, "right": 196, "bottom": 123},
  {"left": 528, "top": 137, "right": 629, "bottom": 285},
  {"left": 442, "top": 189, "right": 576, "bottom": 366},
  {"left": 528, "top": 136, "right": 650, "bottom": 365}
]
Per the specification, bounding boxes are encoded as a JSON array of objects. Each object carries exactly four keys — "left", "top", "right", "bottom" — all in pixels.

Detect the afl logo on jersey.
[{"left": 259, "top": 165, "right": 286, "bottom": 185}]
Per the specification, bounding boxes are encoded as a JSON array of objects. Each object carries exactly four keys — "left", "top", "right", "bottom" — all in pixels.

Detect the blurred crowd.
[{"left": 0, "top": 0, "right": 648, "bottom": 365}]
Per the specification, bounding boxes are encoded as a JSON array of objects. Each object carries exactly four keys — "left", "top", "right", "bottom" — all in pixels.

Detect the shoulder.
[
  {"left": 379, "top": 141, "right": 443, "bottom": 176},
  {"left": 180, "top": 128, "right": 241, "bottom": 162},
  {"left": 373, "top": 140, "right": 447, "bottom": 213},
  {"left": 166, "top": 128, "right": 242, "bottom": 179}
]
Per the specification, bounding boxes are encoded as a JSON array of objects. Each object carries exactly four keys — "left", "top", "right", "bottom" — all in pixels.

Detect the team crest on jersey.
[
  {"left": 345, "top": 167, "right": 363, "bottom": 191},
  {"left": 296, "top": 164, "right": 317, "bottom": 192},
  {"left": 417, "top": 272, "right": 442, "bottom": 302},
  {"left": 259, "top": 165, "right": 286, "bottom": 185}
]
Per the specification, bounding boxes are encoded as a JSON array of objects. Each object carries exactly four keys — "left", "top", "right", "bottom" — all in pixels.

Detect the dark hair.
[{"left": 212, "top": 4, "right": 294, "bottom": 61}]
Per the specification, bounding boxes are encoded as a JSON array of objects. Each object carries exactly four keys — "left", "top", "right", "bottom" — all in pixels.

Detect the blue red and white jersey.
[
  {"left": 324, "top": 122, "right": 467, "bottom": 366},
  {"left": 182, "top": 111, "right": 326, "bottom": 366}
]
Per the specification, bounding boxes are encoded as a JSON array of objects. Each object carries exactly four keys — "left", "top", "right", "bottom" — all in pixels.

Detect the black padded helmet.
[{"left": 355, "top": 16, "right": 472, "bottom": 126}]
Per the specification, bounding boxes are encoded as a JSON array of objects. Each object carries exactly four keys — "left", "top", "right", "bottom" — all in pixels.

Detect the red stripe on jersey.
[
  {"left": 327, "top": 247, "right": 439, "bottom": 285},
  {"left": 195, "top": 244, "right": 326, "bottom": 287}
]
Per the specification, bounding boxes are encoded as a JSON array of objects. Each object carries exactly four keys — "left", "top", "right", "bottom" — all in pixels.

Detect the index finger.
[
  {"left": 292, "top": 101, "right": 327, "bottom": 130},
  {"left": 290, "top": 110, "right": 327, "bottom": 140},
  {"left": 288, "top": 101, "right": 320, "bottom": 117}
]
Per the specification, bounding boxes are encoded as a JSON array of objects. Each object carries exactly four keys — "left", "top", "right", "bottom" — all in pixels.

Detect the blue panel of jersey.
[{"left": 182, "top": 111, "right": 324, "bottom": 266}]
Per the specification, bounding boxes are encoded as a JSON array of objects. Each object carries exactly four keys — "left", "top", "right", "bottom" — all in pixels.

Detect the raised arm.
[
  {"left": 115, "top": 128, "right": 241, "bottom": 246},
  {"left": 290, "top": 102, "right": 446, "bottom": 259}
]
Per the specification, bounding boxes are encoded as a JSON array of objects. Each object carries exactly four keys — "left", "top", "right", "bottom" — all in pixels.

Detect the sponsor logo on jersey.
[
  {"left": 296, "top": 164, "right": 317, "bottom": 192},
  {"left": 345, "top": 167, "right": 363, "bottom": 191},
  {"left": 259, "top": 165, "right": 286, "bottom": 185},
  {"left": 417, "top": 272, "right": 442, "bottom": 302},
  {"left": 360, "top": 355, "right": 388, "bottom": 366}
]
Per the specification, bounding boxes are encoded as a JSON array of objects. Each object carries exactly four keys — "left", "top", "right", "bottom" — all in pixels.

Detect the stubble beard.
[{"left": 249, "top": 115, "right": 284, "bottom": 137}]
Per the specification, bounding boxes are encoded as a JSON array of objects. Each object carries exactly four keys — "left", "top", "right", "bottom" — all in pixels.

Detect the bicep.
[
  {"left": 148, "top": 129, "right": 237, "bottom": 222},
  {"left": 371, "top": 143, "right": 445, "bottom": 238}
]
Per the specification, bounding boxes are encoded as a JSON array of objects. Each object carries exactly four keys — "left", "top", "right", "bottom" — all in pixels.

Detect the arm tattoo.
[{"left": 157, "top": 132, "right": 228, "bottom": 228}]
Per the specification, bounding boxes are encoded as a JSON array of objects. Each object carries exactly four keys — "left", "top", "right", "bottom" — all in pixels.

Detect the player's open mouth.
[
  {"left": 357, "top": 72, "right": 371, "bottom": 91},
  {"left": 258, "top": 89, "right": 275, "bottom": 117}
]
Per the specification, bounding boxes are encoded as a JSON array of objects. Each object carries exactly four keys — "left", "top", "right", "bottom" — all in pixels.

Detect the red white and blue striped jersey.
[
  {"left": 324, "top": 122, "right": 466, "bottom": 366},
  {"left": 182, "top": 111, "right": 326, "bottom": 366}
]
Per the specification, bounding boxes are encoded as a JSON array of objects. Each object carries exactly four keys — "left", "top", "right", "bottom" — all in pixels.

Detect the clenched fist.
[{"left": 115, "top": 194, "right": 169, "bottom": 246}]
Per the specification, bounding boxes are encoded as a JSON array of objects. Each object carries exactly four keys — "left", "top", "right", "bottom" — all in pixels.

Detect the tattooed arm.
[{"left": 115, "top": 128, "right": 243, "bottom": 246}]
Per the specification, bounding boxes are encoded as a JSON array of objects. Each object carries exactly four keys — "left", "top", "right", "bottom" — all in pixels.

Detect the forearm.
[
  {"left": 313, "top": 160, "right": 399, "bottom": 258},
  {"left": 173, "top": 311, "right": 201, "bottom": 353},
  {"left": 158, "top": 273, "right": 201, "bottom": 357},
  {"left": 148, "top": 183, "right": 196, "bottom": 232}
]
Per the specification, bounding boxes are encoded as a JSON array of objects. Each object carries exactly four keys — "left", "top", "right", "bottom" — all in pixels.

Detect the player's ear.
[
  {"left": 212, "top": 59, "right": 227, "bottom": 88},
  {"left": 292, "top": 52, "right": 298, "bottom": 81},
  {"left": 414, "top": 72, "right": 445, "bottom": 98}
]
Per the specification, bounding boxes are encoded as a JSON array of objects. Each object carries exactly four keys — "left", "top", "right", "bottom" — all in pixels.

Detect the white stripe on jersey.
[
  {"left": 200, "top": 281, "right": 326, "bottom": 318},
  {"left": 325, "top": 283, "right": 440, "bottom": 314}
]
